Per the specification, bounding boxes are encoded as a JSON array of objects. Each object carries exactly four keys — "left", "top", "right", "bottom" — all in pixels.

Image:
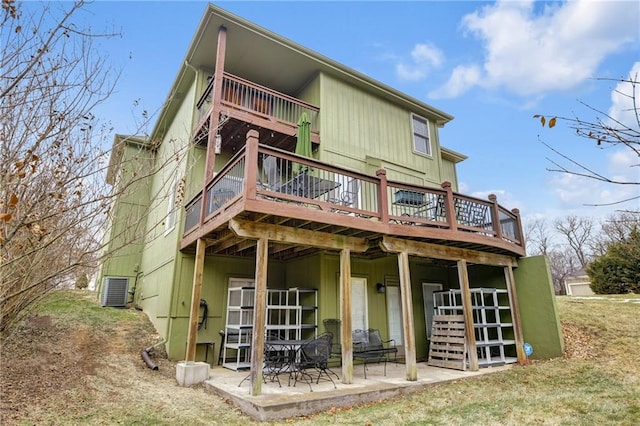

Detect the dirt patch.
[
  {"left": 0, "top": 292, "right": 244, "bottom": 425},
  {"left": 561, "top": 322, "right": 598, "bottom": 360}
]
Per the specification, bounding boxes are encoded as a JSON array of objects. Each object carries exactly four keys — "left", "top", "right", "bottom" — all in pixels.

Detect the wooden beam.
[
  {"left": 457, "top": 260, "right": 479, "bottom": 371},
  {"left": 250, "top": 237, "right": 268, "bottom": 396},
  {"left": 381, "top": 236, "right": 517, "bottom": 267},
  {"left": 229, "top": 218, "right": 369, "bottom": 252},
  {"left": 185, "top": 238, "right": 205, "bottom": 362},
  {"left": 205, "top": 25, "right": 227, "bottom": 183},
  {"left": 398, "top": 251, "right": 417, "bottom": 381},
  {"left": 504, "top": 265, "right": 526, "bottom": 363},
  {"left": 340, "top": 248, "right": 354, "bottom": 384}
]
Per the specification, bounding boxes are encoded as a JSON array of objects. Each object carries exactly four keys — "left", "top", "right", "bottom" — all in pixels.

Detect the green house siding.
[
  {"left": 295, "top": 72, "right": 321, "bottom": 110},
  {"left": 514, "top": 255, "right": 564, "bottom": 359},
  {"left": 165, "top": 253, "right": 288, "bottom": 361},
  {"left": 184, "top": 144, "right": 207, "bottom": 202},
  {"left": 318, "top": 73, "right": 442, "bottom": 186},
  {"left": 133, "top": 77, "right": 197, "bottom": 343},
  {"left": 98, "top": 142, "right": 153, "bottom": 297},
  {"left": 440, "top": 157, "right": 459, "bottom": 190}
]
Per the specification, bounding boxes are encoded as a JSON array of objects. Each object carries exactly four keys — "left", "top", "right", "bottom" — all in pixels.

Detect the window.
[
  {"left": 164, "top": 177, "right": 178, "bottom": 233},
  {"left": 412, "top": 114, "right": 431, "bottom": 156}
]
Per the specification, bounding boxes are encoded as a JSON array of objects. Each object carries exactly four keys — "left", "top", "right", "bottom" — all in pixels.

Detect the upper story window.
[
  {"left": 411, "top": 114, "right": 431, "bottom": 156},
  {"left": 165, "top": 177, "right": 178, "bottom": 234}
]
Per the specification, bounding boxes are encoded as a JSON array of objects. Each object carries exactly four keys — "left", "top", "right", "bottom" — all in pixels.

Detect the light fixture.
[
  {"left": 214, "top": 133, "right": 222, "bottom": 154},
  {"left": 376, "top": 283, "right": 386, "bottom": 294}
]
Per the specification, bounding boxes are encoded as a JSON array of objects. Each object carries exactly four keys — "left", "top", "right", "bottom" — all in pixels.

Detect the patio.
[{"left": 204, "top": 361, "right": 512, "bottom": 421}]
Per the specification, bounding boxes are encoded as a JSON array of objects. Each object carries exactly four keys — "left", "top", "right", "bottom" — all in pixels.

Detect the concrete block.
[{"left": 176, "top": 361, "right": 210, "bottom": 386}]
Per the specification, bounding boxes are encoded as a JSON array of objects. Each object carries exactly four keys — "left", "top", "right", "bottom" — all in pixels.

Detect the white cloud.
[
  {"left": 433, "top": 0, "right": 639, "bottom": 98},
  {"left": 608, "top": 62, "right": 640, "bottom": 131},
  {"left": 609, "top": 149, "right": 639, "bottom": 185},
  {"left": 429, "top": 65, "right": 482, "bottom": 99},
  {"left": 396, "top": 42, "right": 444, "bottom": 82},
  {"left": 457, "top": 184, "right": 523, "bottom": 211},
  {"left": 550, "top": 148, "right": 639, "bottom": 209}
]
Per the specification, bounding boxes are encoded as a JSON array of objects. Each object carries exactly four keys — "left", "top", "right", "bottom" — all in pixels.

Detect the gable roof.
[{"left": 151, "top": 3, "right": 454, "bottom": 141}]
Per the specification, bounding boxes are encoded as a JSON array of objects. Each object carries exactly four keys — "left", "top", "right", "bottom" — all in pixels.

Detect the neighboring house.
[
  {"left": 564, "top": 268, "right": 594, "bottom": 296},
  {"left": 99, "top": 4, "right": 563, "bottom": 392}
]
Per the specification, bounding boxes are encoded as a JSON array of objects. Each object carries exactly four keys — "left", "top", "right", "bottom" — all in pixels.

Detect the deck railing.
[
  {"left": 195, "top": 72, "right": 319, "bottom": 132},
  {"left": 183, "top": 139, "right": 523, "bottom": 251}
]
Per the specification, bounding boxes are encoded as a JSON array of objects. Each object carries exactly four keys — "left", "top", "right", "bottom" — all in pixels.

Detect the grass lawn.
[{"left": 1, "top": 292, "right": 638, "bottom": 425}]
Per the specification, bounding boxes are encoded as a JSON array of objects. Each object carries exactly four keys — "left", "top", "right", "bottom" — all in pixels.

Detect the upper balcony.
[
  {"left": 192, "top": 72, "right": 320, "bottom": 152},
  {"left": 181, "top": 133, "right": 525, "bottom": 259}
]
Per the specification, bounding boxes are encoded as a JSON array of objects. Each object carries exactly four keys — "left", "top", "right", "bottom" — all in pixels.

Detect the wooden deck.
[
  {"left": 193, "top": 71, "right": 320, "bottom": 152},
  {"left": 181, "top": 135, "right": 525, "bottom": 259}
]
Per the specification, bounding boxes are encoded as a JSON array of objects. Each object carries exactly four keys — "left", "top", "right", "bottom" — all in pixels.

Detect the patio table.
[
  {"left": 279, "top": 172, "right": 340, "bottom": 199},
  {"left": 264, "top": 339, "right": 308, "bottom": 384}
]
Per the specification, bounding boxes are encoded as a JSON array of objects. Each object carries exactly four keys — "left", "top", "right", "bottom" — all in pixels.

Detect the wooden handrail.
[{"left": 182, "top": 141, "right": 524, "bottom": 253}]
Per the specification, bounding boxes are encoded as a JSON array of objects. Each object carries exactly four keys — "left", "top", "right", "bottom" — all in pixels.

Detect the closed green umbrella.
[{"left": 293, "top": 112, "right": 312, "bottom": 175}]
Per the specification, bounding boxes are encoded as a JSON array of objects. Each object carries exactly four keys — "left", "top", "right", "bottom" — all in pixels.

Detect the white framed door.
[
  {"left": 350, "top": 277, "right": 368, "bottom": 331},
  {"left": 422, "top": 283, "right": 442, "bottom": 339},
  {"left": 385, "top": 279, "right": 403, "bottom": 346}
]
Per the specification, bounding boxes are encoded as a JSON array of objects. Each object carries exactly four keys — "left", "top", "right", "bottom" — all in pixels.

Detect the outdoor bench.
[{"left": 352, "top": 328, "right": 397, "bottom": 378}]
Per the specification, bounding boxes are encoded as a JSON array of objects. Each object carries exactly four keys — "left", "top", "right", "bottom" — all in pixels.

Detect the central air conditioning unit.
[{"left": 101, "top": 277, "right": 129, "bottom": 307}]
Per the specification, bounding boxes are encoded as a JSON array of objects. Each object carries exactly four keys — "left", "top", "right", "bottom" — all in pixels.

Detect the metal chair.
[
  {"left": 323, "top": 319, "right": 342, "bottom": 362},
  {"left": 328, "top": 177, "right": 359, "bottom": 213},
  {"left": 293, "top": 333, "right": 338, "bottom": 391},
  {"left": 238, "top": 339, "right": 290, "bottom": 388}
]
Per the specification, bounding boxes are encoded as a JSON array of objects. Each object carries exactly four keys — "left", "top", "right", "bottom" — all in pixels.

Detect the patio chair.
[
  {"left": 238, "top": 339, "right": 291, "bottom": 388},
  {"left": 262, "top": 155, "right": 282, "bottom": 190},
  {"left": 352, "top": 329, "right": 397, "bottom": 379},
  {"left": 328, "top": 177, "right": 359, "bottom": 213},
  {"left": 293, "top": 333, "right": 338, "bottom": 391},
  {"left": 261, "top": 341, "right": 292, "bottom": 387},
  {"left": 323, "top": 318, "right": 342, "bottom": 362}
]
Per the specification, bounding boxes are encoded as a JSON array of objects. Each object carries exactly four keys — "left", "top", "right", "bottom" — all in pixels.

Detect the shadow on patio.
[{"left": 204, "top": 361, "right": 512, "bottom": 421}]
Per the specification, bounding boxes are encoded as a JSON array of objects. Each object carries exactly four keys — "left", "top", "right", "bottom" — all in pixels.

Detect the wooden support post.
[
  {"left": 512, "top": 208, "right": 524, "bottom": 249},
  {"left": 185, "top": 238, "right": 206, "bottom": 362},
  {"left": 376, "top": 169, "right": 389, "bottom": 224},
  {"left": 200, "top": 26, "right": 228, "bottom": 225},
  {"left": 504, "top": 265, "right": 526, "bottom": 363},
  {"left": 250, "top": 237, "right": 268, "bottom": 396},
  {"left": 205, "top": 25, "right": 228, "bottom": 183},
  {"left": 488, "top": 194, "right": 503, "bottom": 240},
  {"left": 398, "top": 251, "right": 417, "bottom": 381},
  {"left": 441, "top": 181, "right": 458, "bottom": 232},
  {"left": 340, "top": 248, "right": 354, "bottom": 384},
  {"left": 244, "top": 131, "right": 259, "bottom": 200},
  {"left": 457, "top": 259, "right": 479, "bottom": 371}
]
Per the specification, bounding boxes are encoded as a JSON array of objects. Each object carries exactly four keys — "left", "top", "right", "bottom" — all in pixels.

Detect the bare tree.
[
  {"left": 535, "top": 74, "right": 639, "bottom": 210},
  {"left": 0, "top": 1, "right": 200, "bottom": 332},
  {"left": 591, "top": 211, "right": 640, "bottom": 256},
  {"left": 0, "top": 0, "right": 122, "bottom": 330},
  {"left": 547, "top": 249, "right": 577, "bottom": 295},
  {"left": 524, "top": 218, "right": 554, "bottom": 256},
  {"left": 553, "top": 215, "right": 594, "bottom": 269}
]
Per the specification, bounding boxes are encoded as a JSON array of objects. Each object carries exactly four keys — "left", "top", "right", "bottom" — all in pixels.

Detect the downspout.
[
  {"left": 130, "top": 266, "right": 144, "bottom": 309},
  {"left": 141, "top": 339, "right": 166, "bottom": 370}
]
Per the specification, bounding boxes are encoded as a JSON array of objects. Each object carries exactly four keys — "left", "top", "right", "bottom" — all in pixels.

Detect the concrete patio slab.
[{"left": 204, "top": 362, "right": 512, "bottom": 421}]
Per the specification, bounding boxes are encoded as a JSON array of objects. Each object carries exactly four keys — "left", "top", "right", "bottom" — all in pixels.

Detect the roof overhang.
[
  {"left": 151, "top": 4, "right": 454, "bottom": 141},
  {"left": 106, "top": 134, "right": 150, "bottom": 185},
  {"left": 441, "top": 147, "right": 468, "bottom": 164}
]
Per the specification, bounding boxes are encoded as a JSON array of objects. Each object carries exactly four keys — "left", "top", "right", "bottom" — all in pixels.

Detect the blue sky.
[{"left": 83, "top": 0, "right": 639, "bottom": 223}]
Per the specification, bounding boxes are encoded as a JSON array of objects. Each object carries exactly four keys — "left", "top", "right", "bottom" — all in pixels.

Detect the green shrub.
[
  {"left": 587, "top": 228, "right": 640, "bottom": 294},
  {"left": 75, "top": 274, "right": 89, "bottom": 290}
]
